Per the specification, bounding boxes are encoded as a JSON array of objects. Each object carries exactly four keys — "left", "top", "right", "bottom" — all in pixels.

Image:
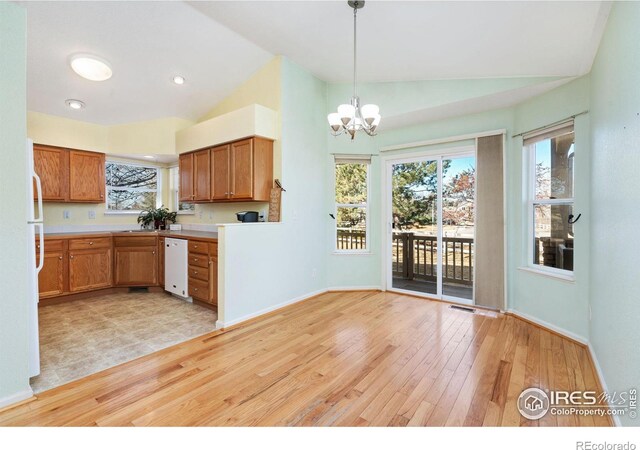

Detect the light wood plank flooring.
[{"left": 0, "top": 291, "right": 610, "bottom": 426}]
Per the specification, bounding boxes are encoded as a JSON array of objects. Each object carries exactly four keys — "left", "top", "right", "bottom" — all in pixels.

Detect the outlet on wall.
[
  {"left": 88, "top": 210, "right": 96, "bottom": 220},
  {"left": 63, "top": 210, "right": 70, "bottom": 220}
]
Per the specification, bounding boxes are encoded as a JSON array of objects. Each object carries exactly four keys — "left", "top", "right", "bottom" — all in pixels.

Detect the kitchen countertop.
[
  {"left": 159, "top": 230, "right": 218, "bottom": 241},
  {"left": 43, "top": 229, "right": 218, "bottom": 241}
]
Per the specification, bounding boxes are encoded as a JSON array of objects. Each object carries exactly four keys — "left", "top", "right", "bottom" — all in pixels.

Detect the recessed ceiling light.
[
  {"left": 172, "top": 75, "right": 185, "bottom": 85},
  {"left": 70, "top": 54, "right": 112, "bottom": 81},
  {"left": 65, "top": 99, "right": 85, "bottom": 110}
]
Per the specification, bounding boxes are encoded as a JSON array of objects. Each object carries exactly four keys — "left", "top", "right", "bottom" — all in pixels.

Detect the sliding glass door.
[{"left": 387, "top": 151, "right": 476, "bottom": 304}]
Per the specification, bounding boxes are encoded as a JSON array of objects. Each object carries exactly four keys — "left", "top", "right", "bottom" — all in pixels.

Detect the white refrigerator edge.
[{"left": 27, "top": 138, "right": 43, "bottom": 378}]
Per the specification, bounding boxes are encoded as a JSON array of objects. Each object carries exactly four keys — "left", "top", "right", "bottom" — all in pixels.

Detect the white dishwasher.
[{"left": 165, "top": 238, "right": 189, "bottom": 299}]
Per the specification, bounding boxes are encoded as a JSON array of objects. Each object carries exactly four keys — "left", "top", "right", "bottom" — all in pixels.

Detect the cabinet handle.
[
  {"left": 100, "top": 194, "right": 104, "bottom": 198},
  {"left": 152, "top": 251, "right": 156, "bottom": 255},
  {"left": 194, "top": 258, "right": 199, "bottom": 262},
  {"left": 230, "top": 192, "right": 234, "bottom": 195},
  {"left": 194, "top": 288, "right": 198, "bottom": 292},
  {"left": 58, "top": 256, "right": 62, "bottom": 260},
  {"left": 194, "top": 271, "right": 198, "bottom": 275},
  {"left": 70, "top": 255, "right": 74, "bottom": 259},
  {"left": 37, "top": 244, "right": 40, "bottom": 249}
]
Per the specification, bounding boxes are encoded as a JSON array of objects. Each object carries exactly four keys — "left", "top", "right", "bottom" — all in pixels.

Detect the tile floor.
[{"left": 31, "top": 291, "right": 217, "bottom": 393}]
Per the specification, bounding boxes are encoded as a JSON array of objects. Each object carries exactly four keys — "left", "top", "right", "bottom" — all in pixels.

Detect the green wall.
[
  {"left": 220, "top": 58, "right": 329, "bottom": 324},
  {"left": 0, "top": 2, "right": 31, "bottom": 406},
  {"left": 325, "top": 75, "right": 592, "bottom": 340},
  {"left": 589, "top": 1, "right": 640, "bottom": 427}
]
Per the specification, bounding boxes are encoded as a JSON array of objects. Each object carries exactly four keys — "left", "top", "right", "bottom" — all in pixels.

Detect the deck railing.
[
  {"left": 336, "top": 230, "right": 473, "bottom": 286},
  {"left": 393, "top": 233, "right": 474, "bottom": 286},
  {"left": 336, "top": 228, "right": 367, "bottom": 250}
]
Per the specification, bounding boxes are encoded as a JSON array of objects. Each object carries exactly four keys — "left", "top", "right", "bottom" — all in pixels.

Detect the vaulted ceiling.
[{"left": 22, "top": 1, "right": 610, "bottom": 125}]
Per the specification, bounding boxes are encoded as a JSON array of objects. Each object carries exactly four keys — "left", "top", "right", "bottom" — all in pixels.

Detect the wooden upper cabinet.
[
  {"left": 193, "top": 149, "right": 211, "bottom": 201},
  {"left": 182, "top": 137, "right": 273, "bottom": 204},
  {"left": 68, "top": 150, "right": 105, "bottom": 202},
  {"left": 230, "top": 139, "right": 253, "bottom": 200},
  {"left": 211, "top": 144, "right": 230, "bottom": 200},
  {"left": 33, "top": 145, "right": 68, "bottom": 201},
  {"left": 179, "top": 153, "right": 194, "bottom": 202}
]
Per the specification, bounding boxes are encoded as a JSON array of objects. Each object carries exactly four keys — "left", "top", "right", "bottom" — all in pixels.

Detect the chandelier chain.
[{"left": 353, "top": 4, "right": 357, "bottom": 98}]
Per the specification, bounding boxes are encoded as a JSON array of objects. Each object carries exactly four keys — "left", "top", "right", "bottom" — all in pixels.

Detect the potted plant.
[{"left": 137, "top": 206, "right": 178, "bottom": 230}]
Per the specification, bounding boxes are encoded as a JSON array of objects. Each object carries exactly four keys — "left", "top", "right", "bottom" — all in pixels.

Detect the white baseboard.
[
  {"left": 0, "top": 388, "right": 33, "bottom": 411},
  {"left": 327, "top": 286, "right": 381, "bottom": 292},
  {"left": 216, "top": 288, "right": 329, "bottom": 329},
  {"left": 508, "top": 309, "right": 620, "bottom": 427},
  {"left": 588, "top": 343, "right": 622, "bottom": 427},
  {"left": 507, "top": 308, "right": 588, "bottom": 345}
]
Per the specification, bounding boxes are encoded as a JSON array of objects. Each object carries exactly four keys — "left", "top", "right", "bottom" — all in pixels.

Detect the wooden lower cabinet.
[
  {"left": 68, "top": 247, "right": 112, "bottom": 292},
  {"left": 158, "top": 237, "right": 165, "bottom": 287},
  {"left": 36, "top": 239, "right": 66, "bottom": 298},
  {"left": 113, "top": 236, "right": 158, "bottom": 287},
  {"left": 188, "top": 240, "right": 218, "bottom": 307}
]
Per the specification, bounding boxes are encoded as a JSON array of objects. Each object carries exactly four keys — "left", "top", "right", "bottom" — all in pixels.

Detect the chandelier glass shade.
[{"left": 328, "top": 1, "right": 380, "bottom": 140}]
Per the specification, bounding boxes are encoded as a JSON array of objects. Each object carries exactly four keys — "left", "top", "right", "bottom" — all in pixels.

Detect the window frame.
[
  {"left": 334, "top": 159, "right": 371, "bottom": 254},
  {"left": 104, "top": 160, "right": 161, "bottom": 214},
  {"left": 524, "top": 125, "right": 575, "bottom": 279},
  {"left": 169, "top": 165, "right": 195, "bottom": 215}
]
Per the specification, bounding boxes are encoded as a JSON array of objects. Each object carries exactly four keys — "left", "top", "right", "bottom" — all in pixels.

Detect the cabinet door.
[
  {"left": 69, "top": 150, "right": 105, "bottom": 202},
  {"left": 230, "top": 139, "right": 253, "bottom": 199},
  {"left": 36, "top": 240, "right": 66, "bottom": 298},
  {"left": 158, "top": 238, "right": 165, "bottom": 287},
  {"left": 69, "top": 248, "right": 112, "bottom": 292},
  {"left": 211, "top": 144, "right": 230, "bottom": 200},
  {"left": 114, "top": 247, "right": 158, "bottom": 286},
  {"left": 193, "top": 149, "right": 211, "bottom": 201},
  {"left": 33, "top": 145, "right": 68, "bottom": 201},
  {"left": 179, "top": 153, "right": 194, "bottom": 202}
]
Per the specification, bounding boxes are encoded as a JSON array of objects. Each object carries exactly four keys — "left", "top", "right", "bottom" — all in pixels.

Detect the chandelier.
[{"left": 327, "top": 1, "right": 380, "bottom": 140}]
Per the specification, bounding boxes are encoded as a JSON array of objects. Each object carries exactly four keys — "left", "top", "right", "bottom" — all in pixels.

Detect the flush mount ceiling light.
[
  {"left": 69, "top": 54, "right": 112, "bottom": 81},
  {"left": 328, "top": 1, "right": 380, "bottom": 140},
  {"left": 172, "top": 75, "right": 185, "bottom": 85},
  {"left": 65, "top": 99, "right": 85, "bottom": 110}
]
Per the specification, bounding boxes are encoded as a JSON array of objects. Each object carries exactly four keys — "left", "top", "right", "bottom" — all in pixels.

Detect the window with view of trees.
[
  {"left": 335, "top": 159, "right": 369, "bottom": 252},
  {"left": 169, "top": 166, "right": 195, "bottom": 214},
  {"left": 106, "top": 162, "right": 159, "bottom": 212},
  {"left": 525, "top": 122, "right": 575, "bottom": 274}
]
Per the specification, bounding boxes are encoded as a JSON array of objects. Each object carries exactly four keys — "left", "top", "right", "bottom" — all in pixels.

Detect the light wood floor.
[{"left": 0, "top": 291, "right": 610, "bottom": 426}]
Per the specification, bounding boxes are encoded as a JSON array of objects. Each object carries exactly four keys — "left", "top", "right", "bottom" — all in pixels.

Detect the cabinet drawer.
[
  {"left": 188, "top": 240, "right": 207, "bottom": 254},
  {"left": 189, "top": 278, "right": 210, "bottom": 299},
  {"left": 37, "top": 239, "right": 64, "bottom": 252},
  {"left": 209, "top": 242, "right": 218, "bottom": 256},
  {"left": 188, "top": 264, "right": 209, "bottom": 281},
  {"left": 114, "top": 236, "right": 157, "bottom": 247},
  {"left": 188, "top": 254, "right": 208, "bottom": 268},
  {"left": 68, "top": 237, "right": 111, "bottom": 250}
]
